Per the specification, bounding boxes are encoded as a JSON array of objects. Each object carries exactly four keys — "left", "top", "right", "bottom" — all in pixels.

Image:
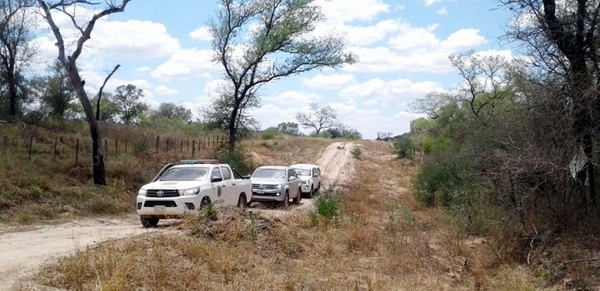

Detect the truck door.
[
  {"left": 219, "top": 166, "right": 236, "bottom": 205},
  {"left": 210, "top": 167, "right": 226, "bottom": 206}
]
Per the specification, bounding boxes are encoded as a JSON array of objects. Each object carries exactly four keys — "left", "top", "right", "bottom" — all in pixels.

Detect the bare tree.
[
  {"left": 296, "top": 102, "right": 337, "bottom": 135},
  {"left": 0, "top": 0, "right": 36, "bottom": 117},
  {"left": 210, "top": 0, "right": 356, "bottom": 153},
  {"left": 38, "top": 0, "right": 131, "bottom": 185}
]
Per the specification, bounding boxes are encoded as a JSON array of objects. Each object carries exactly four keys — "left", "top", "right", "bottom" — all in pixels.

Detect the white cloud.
[
  {"left": 301, "top": 74, "right": 356, "bottom": 90},
  {"left": 135, "top": 66, "right": 152, "bottom": 73},
  {"left": 315, "top": 0, "right": 390, "bottom": 23},
  {"left": 263, "top": 91, "right": 322, "bottom": 106},
  {"left": 91, "top": 20, "right": 180, "bottom": 60},
  {"left": 152, "top": 48, "right": 218, "bottom": 80},
  {"left": 436, "top": 7, "right": 448, "bottom": 15},
  {"left": 345, "top": 46, "right": 452, "bottom": 73},
  {"left": 424, "top": 0, "right": 452, "bottom": 6},
  {"left": 155, "top": 85, "right": 178, "bottom": 95},
  {"left": 342, "top": 19, "right": 403, "bottom": 46},
  {"left": 189, "top": 26, "right": 212, "bottom": 42},
  {"left": 439, "top": 28, "right": 487, "bottom": 51},
  {"left": 340, "top": 78, "right": 444, "bottom": 105},
  {"left": 388, "top": 23, "right": 440, "bottom": 53}
]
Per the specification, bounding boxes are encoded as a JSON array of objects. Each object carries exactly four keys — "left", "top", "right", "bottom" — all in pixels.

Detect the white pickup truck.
[{"left": 136, "top": 159, "right": 252, "bottom": 227}]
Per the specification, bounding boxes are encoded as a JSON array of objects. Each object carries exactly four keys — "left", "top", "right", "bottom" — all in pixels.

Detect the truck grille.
[
  {"left": 146, "top": 189, "right": 180, "bottom": 197},
  {"left": 144, "top": 200, "right": 177, "bottom": 207},
  {"left": 252, "top": 184, "right": 279, "bottom": 190}
]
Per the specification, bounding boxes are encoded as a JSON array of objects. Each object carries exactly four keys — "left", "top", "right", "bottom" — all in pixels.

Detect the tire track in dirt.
[
  {"left": 250, "top": 141, "right": 355, "bottom": 218},
  {"left": 315, "top": 141, "right": 355, "bottom": 191},
  {"left": 0, "top": 141, "right": 358, "bottom": 289},
  {"left": 0, "top": 216, "right": 171, "bottom": 290}
]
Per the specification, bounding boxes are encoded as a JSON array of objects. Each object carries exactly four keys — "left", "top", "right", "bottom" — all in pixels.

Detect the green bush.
[
  {"left": 392, "top": 137, "right": 415, "bottom": 159},
  {"left": 132, "top": 137, "right": 150, "bottom": 155},
  {"left": 217, "top": 150, "right": 253, "bottom": 175},
  {"left": 350, "top": 145, "right": 362, "bottom": 160},
  {"left": 261, "top": 129, "right": 278, "bottom": 140},
  {"left": 311, "top": 190, "right": 342, "bottom": 219},
  {"left": 412, "top": 152, "right": 473, "bottom": 207}
]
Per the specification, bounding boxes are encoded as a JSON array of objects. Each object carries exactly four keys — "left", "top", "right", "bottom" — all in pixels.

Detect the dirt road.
[{"left": 0, "top": 141, "right": 355, "bottom": 290}]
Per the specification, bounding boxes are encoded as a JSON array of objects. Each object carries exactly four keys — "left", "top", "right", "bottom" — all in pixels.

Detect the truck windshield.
[
  {"left": 294, "top": 169, "right": 311, "bottom": 176},
  {"left": 252, "top": 168, "right": 286, "bottom": 179},
  {"left": 160, "top": 167, "right": 209, "bottom": 181}
]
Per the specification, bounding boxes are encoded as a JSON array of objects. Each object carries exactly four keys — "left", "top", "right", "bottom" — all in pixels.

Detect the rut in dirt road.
[{"left": 316, "top": 141, "right": 355, "bottom": 191}]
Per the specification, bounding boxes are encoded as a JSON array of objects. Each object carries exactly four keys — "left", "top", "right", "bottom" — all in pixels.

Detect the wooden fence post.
[
  {"left": 75, "top": 138, "right": 79, "bottom": 163},
  {"left": 155, "top": 136, "right": 160, "bottom": 153},
  {"left": 28, "top": 136, "right": 33, "bottom": 160},
  {"left": 166, "top": 137, "right": 170, "bottom": 152},
  {"left": 2, "top": 136, "right": 7, "bottom": 157},
  {"left": 192, "top": 140, "right": 195, "bottom": 158},
  {"left": 180, "top": 139, "right": 183, "bottom": 154},
  {"left": 115, "top": 139, "right": 118, "bottom": 155},
  {"left": 53, "top": 137, "right": 58, "bottom": 162},
  {"left": 104, "top": 139, "right": 108, "bottom": 157}
]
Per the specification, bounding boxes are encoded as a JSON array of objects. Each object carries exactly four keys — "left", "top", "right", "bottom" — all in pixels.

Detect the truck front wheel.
[
  {"left": 140, "top": 216, "right": 159, "bottom": 228},
  {"left": 237, "top": 195, "right": 248, "bottom": 209}
]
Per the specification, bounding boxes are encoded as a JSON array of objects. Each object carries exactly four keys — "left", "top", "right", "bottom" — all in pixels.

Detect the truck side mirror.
[{"left": 211, "top": 176, "right": 223, "bottom": 182}]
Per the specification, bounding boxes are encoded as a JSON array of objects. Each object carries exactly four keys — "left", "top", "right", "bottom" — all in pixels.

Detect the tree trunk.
[
  {"left": 89, "top": 120, "right": 106, "bottom": 185},
  {"left": 7, "top": 70, "right": 17, "bottom": 116}
]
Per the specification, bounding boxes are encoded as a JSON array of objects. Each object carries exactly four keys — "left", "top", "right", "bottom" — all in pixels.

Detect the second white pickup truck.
[{"left": 136, "top": 159, "right": 252, "bottom": 227}]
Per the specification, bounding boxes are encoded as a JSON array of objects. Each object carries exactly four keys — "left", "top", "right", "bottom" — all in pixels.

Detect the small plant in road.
[{"left": 351, "top": 145, "right": 362, "bottom": 160}]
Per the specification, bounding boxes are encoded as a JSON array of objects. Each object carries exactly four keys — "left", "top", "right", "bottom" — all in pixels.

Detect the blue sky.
[{"left": 32, "top": 0, "right": 514, "bottom": 139}]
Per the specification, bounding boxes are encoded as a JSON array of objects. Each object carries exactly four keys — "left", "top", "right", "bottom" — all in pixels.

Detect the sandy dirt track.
[{"left": 0, "top": 141, "right": 355, "bottom": 290}]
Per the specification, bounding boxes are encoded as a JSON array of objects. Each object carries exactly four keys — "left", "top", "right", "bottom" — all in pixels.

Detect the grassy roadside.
[{"left": 24, "top": 138, "right": 548, "bottom": 290}]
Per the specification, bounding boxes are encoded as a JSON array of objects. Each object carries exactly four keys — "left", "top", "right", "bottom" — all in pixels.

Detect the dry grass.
[
  {"left": 2, "top": 123, "right": 565, "bottom": 290},
  {"left": 0, "top": 122, "right": 223, "bottom": 223}
]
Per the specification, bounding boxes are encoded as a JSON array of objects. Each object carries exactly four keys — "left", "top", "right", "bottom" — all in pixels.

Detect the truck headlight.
[
  {"left": 276, "top": 184, "right": 282, "bottom": 189},
  {"left": 302, "top": 180, "right": 308, "bottom": 184},
  {"left": 138, "top": 189, "right": 147, "bottom": 195},
  {"left": 179, "top": 187, "right": 200, "bottom": 196}
]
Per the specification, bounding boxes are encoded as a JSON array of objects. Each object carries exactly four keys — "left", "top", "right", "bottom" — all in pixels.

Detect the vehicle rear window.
[
  {"left": 294, "top": 168, "right": 311, "bottom": 176},
  {"left": 252, "top": 168, "right": 286, "bottom": 179},
  {"left": 160, "top": 167, "right": 208, "bottom": 181}
]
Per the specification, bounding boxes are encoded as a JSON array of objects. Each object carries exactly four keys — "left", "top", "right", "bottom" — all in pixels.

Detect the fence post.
[
  {"left": 53, "top": 137, "right": 58, "bottom": 162},
  {"left": 180, "top": 139, "right": 183, "bottom": 154},
  {"left": 166, "top": 137, "right": 170, "bottom": 152},
  {"left": 75, "top": 138, "right": 79, "bottom": 163},
  {"left": 192, "top": 140, "right": 195, "bottom": 158},
  {"left": 2, "top": 136, "right": 7, "bottom": 157},
  {"left": 28, "top": 136, "right": 33, "bottom": 160},
  {"left": 155, "top": 135, "right": 160, "bottom": 153},
  {"left": 187, "top": 139, "right": 190, "bottom": 153},
  {"left": 115, "top": 139, "right": 118, "bottom": 155}
]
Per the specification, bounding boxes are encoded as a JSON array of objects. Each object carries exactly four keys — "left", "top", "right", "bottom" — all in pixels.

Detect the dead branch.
[{"left": 96, "top": 64, "right": 120, "bottom": 121}]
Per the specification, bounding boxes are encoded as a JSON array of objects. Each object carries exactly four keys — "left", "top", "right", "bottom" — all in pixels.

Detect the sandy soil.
[{"left": 0, "top": 141, "right": 356, "bottom": 290}]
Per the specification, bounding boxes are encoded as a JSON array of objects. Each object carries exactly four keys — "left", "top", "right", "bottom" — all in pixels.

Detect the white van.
[{"left": 290, "top": 164, "right": 321, "bottom": 198}]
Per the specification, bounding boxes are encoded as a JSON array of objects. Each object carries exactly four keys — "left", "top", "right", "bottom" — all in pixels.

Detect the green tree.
[
  {"left": 277, "top": 121, "right": 300, "bottom": 136},
  {"left": 500, "top": 0, "right": 599, "bottom": 203},
  {"left": 113, "top": 84, "right": 148, "bottom": 124},
  {"left": 151, "top": 102, "right": 192, "bottom": 123},
  {"left": 209, "top": 0, "right": 356, "bottom": 153},
  {"left": 30, "top": 60, "right": 75, "bottom": 119},
  {"left": 296, "top": 102, "right": 338, "bottom": 135},
  {"left": 0, "top": 0, "right": 36, "bottom": 118}
]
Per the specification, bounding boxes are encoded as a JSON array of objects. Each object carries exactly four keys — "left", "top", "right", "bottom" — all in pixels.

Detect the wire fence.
[{"left": 0, "top": 134, "right": 233, "bottom": 163}]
